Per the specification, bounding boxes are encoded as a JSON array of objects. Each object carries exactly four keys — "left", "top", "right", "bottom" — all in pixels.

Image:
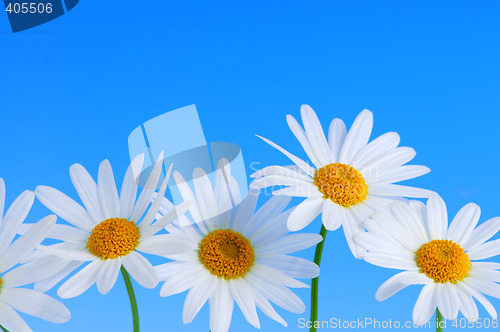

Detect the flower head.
[
  {"left": 251, "top": 105, "right": 432, "bottom": 257},
  {"left": 31, "top": 153, "right": 189, "bottom": 298},
  {"left": 0, "top": 179, "right": 70, "bottom": 332},
  {"left": 356, "top": 195, "right": 500, "bottom": 323},
  {"left": 155, "top": 160, "right": 322, "bottom": 332}
]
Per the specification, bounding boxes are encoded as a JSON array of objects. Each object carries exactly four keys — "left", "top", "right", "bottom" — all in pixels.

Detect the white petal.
[
  {"left": 341, "top": 212, "right": 366, "bottom": 259},
  {"left": 351, "top": 132, "right": 400, "bottom": 169},
  {"left": 192, "top": 167, "right": 219, "bottom": 223},
  {"left": 458, "top": 282, "right": 497, "bottom": 320},
  {"left": 369, "top": 184, "right": 433, "bottom": 198},
  {"left": 35, "top": 185, "right": 94, "bottom": 231},
  {"left": 138, "top": 163, "right": 172, "bottom": 231},
  {"left": 257, "top": 254, "right": 319, "bottom": 279},
  {"left": 389, "top": 201, "right": 429, "bottom": 245},
  {"left": 0, "top": 288, "right": 70, "bottom": 323},
  {"left": 426, "top": 194, "right": 448, "bottom": 240},
  {"left": 376, "top": 271, "right": 431, "bottom": 301},
  {"left": 159, "top": 265, "right": 204, "bottom": 297},
  {"left": 250, "top": 165, "right": 311, "bottom": 182},
  {"left": 253, "top": 290, "right": 287, "bottom": 326},
  {"left": 0, "top": 190, "right": 34, "bottom": 254},
  {"left": 121, "top": 251, "right": 158, "bottom": 288},
  {"left": 256, "top": 233, "right": 323, "bottom": 255},
  {"left": 96, "top": 258, "right": 121, "bottom": 294},
  {"left": 321, "top": 201, "right": 342, "bottom": 231},
  {"left": 183, "top": 275, "right": 217, "bottom": 323},
  {"left": 34, "top": 261, "right": 83, "bottom": 293},
  {"left": 362, "top": 147, "right": 416, "bottom": 180},
  {"left": 119, "top": 154, "right": 144, "bottom": 219},
  {"left": 69, "top": 163, "right": 103, "bottom": 223},
  {"left": 243, "top": 194, "right": 291, "bottom": 237},
  {"left": 232, "top": 189, "right": 259, "bottom": 233},
  {"left": 412, "top": 283, "right": 436, "bottom": 324},
  {"left": 455, "top": 282, "right": 479, "bottom": 320},
  {"left": 129, "top": 151, "right": 164, "bottom": 222},
  {"left": 368, "top": 165, "right": 430, "bottom": 186},
  {"left": 467, "top": 239, "right": 500, "bottom": 260},
  {"left": 173, "top": 171, "right": 204, "bottom": 225},
  {"left": 137, "top": 234, "right": 196, "bottom": 256},
  {"left": 39, "top": 242, "right": 95, "bottom": 261},
  {"left": 256, "top": 135, "right": 315, "bottom": 176},
  {"left": 364, "top": 252, "right": 418, "bottom": 270},
  {"left": 327, "top": 118, "right": 347, "bottom": 162},
  {"left": 299, "top": 105, "right": 333, "bottom": 165},
  {"left": 287, "top": 198, "right": 323, "bottom": 231},
  {"left": 58, "top": 260, "right": 102, "bottom": 298},
  {"left": 272, "top": 184, "right": 320, "bottom": 198},
  {"left": 2, "top": 255, "right": 69, "bottom": 287},
  {"left": 0, "top": 301, "right": 32, "bottom": 332},
  {"left": 228, "top": 279, "right": 260, "bottom": 328},
  {"left": 245, "top": 273, "right": 305, "bottom": 313},
  {"left": 0, "top": 215, "right": 56, "bottom": 272},
  {"left": 286, "top": 113, "right": 322, "bottom": 167},
  {"left": 447, "top": 203, "right": 480, "bottom": 245},
  {"left": 0, "top": 178, "right": 5, "bottom": 225},
  {"left": 97, "top": 159, "right": 120, "bottom": 219},
  {"left": 462, "top": 217, "right": 500, "bottom": 251},
  {"left": 251, "top": 263, "right": 308, "bottom": 288},
  {"left": 250, "top": 174, "right": 312, "bottom": 190},
  {"left": 45, "top": 224, "right": 89, "bottom": 243},
  {"left": 436, "top": 283, "right": 459, "bottom": 320},
  {"left": 209, "top": 279, "right": 234, "bottom": 332},
  {"left": 339, "top": 109, "right": 373, "bottom": 164}
]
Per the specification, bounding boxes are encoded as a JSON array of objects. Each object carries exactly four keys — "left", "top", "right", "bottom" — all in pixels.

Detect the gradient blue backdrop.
[{"left": 1, "top": 1, "right": 500, "bottom": 331}]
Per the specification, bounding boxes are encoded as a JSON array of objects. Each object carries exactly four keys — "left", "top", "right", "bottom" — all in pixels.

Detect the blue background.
[{"left": 1, "top": 1, "right": 500, "bottom": 331}]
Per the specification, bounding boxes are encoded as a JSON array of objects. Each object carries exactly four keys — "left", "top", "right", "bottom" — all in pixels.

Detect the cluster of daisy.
[
  {"left": 0, "top": 105, "right": 498, "bottom": 332},
  {"left": 251, "top": 105, "right": 500, "bottom": 326}
]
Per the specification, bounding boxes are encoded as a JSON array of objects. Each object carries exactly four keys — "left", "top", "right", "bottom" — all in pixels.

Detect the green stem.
[
  {"left": 310, "top": 225, "right": 328, "bottom": 332},
  {"left": 121, "top": 266, "right": 139, "bottom": 332},
  {"left": 436, "top": 308, "right": 444, "bottom": 332},
  {"left": 0, "top": 324, "right": 9, "bottom": 332}
]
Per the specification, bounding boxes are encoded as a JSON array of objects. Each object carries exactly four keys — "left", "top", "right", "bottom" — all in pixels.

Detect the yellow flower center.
[
  {"left": 198, "top": 229, "right": 255, "bottom": 279},
  {"left": 415, "top": 239, "right": 471, "bottom": 283},
  {"left": 313, "top": 163, "right": 368, "bottom": 207},
  {"left": 86, "top": 218, "right": 140, "bottom": 260}
]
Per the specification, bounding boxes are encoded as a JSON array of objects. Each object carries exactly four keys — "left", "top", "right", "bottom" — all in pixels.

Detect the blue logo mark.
[{"left": 3, "top": 0, "right": 79, "bottom": 33}]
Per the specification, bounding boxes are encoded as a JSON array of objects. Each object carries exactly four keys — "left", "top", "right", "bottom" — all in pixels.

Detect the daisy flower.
[
  {"left": 250, "top": 105, "right": 432, "bottom": 258},
  {"left": 0, "top": 179, "right": 70, "bottom": 332},
  {"left": 355, "top": 194, "right": 500, "bottom": 324},
  {"left": 31, "top": 153, "right": 189, "bottom": 299},
  {"left": 155, "top": 160, "right": 322, "bottom": 332}
]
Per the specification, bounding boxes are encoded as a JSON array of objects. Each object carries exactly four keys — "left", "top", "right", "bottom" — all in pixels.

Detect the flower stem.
[
  {"left": 0, "top": 324, "right": 9, "bottom": 332},
  {"left": 310, "top": 225, "right": 328, "bottom": 332},
  {"left": 436, "top": 308, "right": 444, "bottom": 332},
  {"left": 121, "top": 266, "right": 139, "bottom": 332}
]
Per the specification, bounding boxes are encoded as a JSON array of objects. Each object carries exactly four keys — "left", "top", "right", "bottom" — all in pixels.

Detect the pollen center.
[
  {"left": 313, "top": 163, "right": 368, "bottom": 207},
  {"left": 198, "top": 229, "right": 255, "bottom": 279},
  {"left": 86, "top": 218, "right": 140, "bottom": 260},
  {"left": 415, "top": 239, "right": 471, "bottom": 283}
]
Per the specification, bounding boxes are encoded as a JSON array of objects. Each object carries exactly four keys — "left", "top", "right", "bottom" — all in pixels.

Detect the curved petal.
[
  {"left": 299, "top": 105, "right": 333, "bottom": 165},
  {"left": 447, "top": 203, "right": 480, "bottom": 245},
  {"left": 0, "top": 301, "right": 32, "bottom": 332},
  {"left": 339, "top": 109, "right": 373, "bottom": 164},
  {"left": 286, "top": 198, "right": 323, "bottom": 231},
  {"left": 70, "top": 163, "right": 103, "bottom": 223},
  {"left": 58, "top": 260, "right": 102, "bottom": 298},
  {"left": 412, "top": 283, "right": 436, "bottom": 324},
  {"left": 0, "top": 288, "right": 70, "bottom": 323},
  {"left": 35, "top": 185, "right": 95, "bottom": 231},
  {"left": 0, "top": 190, "right": 34, "bottom": 254},
  {"left": 96, "top": 258, "right": 121, "bottom": 295},
  {"left": 376, "top": 271, "right": 431, "bottom": 301},
  {"left": 286, "top": 114, "right": 322, "bottom": 167},
  {"left": 121, "top": 251, "right": 158, "bottom": 289}
]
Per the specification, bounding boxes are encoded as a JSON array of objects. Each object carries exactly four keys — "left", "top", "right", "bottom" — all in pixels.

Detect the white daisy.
[
  {"left": 0, "top": 179, "right": 70, "bottom": 332},
  {"left": 250, "top": 105, "right": 432, "bottom": 257},
  {"left": 31, "top": 153, "right": 189, "bottom": 298},
  {"left": 155, "top": 161, "right": 322, "bottom": 332},
  {"left": 355, "top": 194, "right": 500, "bottom": 324}
]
